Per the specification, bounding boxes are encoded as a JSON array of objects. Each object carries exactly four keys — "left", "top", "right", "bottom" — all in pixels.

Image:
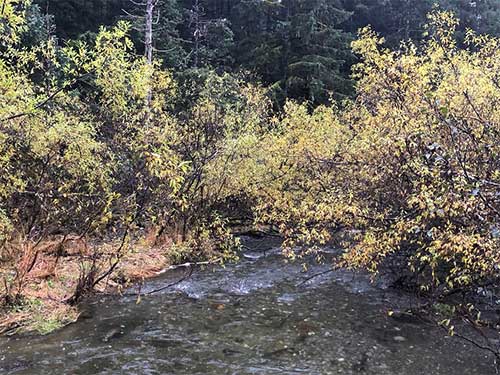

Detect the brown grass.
[{"left": 0, "top": 231, "right": 175, "bottom": 335}]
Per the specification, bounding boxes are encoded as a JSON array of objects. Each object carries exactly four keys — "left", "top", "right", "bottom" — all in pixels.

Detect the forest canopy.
[{"left": 32, "top": 0, "right": 500, "bottom": 106}]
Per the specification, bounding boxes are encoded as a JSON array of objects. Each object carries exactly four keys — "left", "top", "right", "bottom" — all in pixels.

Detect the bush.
[
  {"left": 0, "top": 13, "right": 264, "bottom": 306},
  {"left": 245, "top": 11, "right": 500, "bottom": 297},
  {"left": 343, "top": 11, "right": 500, "bottom": 295}
]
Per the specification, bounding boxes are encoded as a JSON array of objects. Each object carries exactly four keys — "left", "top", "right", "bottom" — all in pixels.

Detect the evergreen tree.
[
  {"left": 230, "top": 0, "right": 283, "bottom": 89},
  {"left": 179, "top": 0, "right": 234, "bottom": 69},
  {"left": 441, "top": 0, "right": 500, "bottom": 36},
  {"left": 342, "top": 0, "right": 435, "bottom": 47},
  {"left": 21, "top": 2, "right": 55, "bottom": 46},
  {"left": 232, "top": 0, "right": 354, "bottom": 106},
  {"left": 342, "top": 0, "right": 499, "bottom": 49},
  {"left": 154, "top": 0, "right": 187, "bottom": 69},
  {"left": 31, "top": 0, "right": 500, "bottom": 107},
  {"left": 125, "top": 0, "right": 187, "bottom": 69},
  {"left": 34, "top": 0, "right": 127, "bottom": 40},
  {"left": 283, "top": 0, "right": 354, "bottom": 104}
]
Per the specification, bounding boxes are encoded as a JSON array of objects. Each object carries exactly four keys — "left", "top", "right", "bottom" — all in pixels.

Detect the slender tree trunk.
[
  {"left": 193, "top": 0, "right": 201, "bottom": 68},
  {"left": 282, "top": 1, "right": 291, "bottom": 100},
  {"left": 145, "top": 0, "right": 154, "bottom": 110},
  {"left": 145, "top": 0, "right": 154, "bottom": 65}
]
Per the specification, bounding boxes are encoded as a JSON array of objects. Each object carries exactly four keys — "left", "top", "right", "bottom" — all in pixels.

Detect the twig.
[
  {"left": 1, "top": 74, "right": 91, "bottom": 123},
  {"left": 121, "top": 266, "right": 194, "bottom": 297},
  {"left": 144, "top": 266, "right": 194, "bottom": 295},
  {"left": 157, "top": 257, "right": 222, "bottom": 274},
  {"left": 296, "top": 269, "right": 334, "bottom": 287}
]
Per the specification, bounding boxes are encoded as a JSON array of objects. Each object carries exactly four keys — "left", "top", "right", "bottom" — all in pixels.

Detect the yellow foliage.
[{"left": 237, "top": 11, "right": 499, "bottom": 293}]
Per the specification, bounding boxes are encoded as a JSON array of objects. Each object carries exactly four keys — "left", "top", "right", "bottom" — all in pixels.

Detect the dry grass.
[{"left": 0, "top": 231, "right": 175, "bottom": 335}]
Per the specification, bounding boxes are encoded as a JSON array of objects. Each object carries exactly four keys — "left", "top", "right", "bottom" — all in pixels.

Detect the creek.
[{"left": 0, "top": 237, "right": 493, "bottom": 374}]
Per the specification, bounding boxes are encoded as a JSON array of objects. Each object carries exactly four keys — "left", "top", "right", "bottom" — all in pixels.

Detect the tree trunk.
[
  {"left": 145, "top": 0, "right": 154, "bottom": 109},
  {"left": 145, "top": 0, "right": 154, "bottom": 65},
  {"left": 193, "top": 0, "right": 201, "bottom": 68}
]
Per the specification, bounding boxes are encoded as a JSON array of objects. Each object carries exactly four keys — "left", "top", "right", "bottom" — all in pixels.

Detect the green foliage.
[
  {"left": 440, "top": 0, "right": 500, "bottom": 37},
  {"left": 231, "top": 0, "right": 354, "bottom": 105},
  {"left": 0, "top": 0, "right": 32, "bottom": 46},
  {"left": 0, "top": 37, "right": 113, "bottom": 243},
  {"left": 154, "top": 72, "right": 269, "bottom": 249},
  {"left": 343, "top": 11, "right": 500, "bottom": 292},
  {"left": 343, "top": 0, "right": 499, "bottom": 47},
  {"left": 343, "top": 0, "right": 437, "bottom": 46},
  {"left": 27, "top": 0, "right": 500, "bottom": 107}
]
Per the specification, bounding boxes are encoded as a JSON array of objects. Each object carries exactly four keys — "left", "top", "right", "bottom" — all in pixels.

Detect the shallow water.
[{"left": 0, "top": 237, "right": 494, "bottom": 374}]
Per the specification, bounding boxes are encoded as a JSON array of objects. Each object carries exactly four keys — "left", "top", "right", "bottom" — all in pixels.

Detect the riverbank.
[
  {"left": 0, "top": 225, "right": 255, "bottom": 336},
  {"left": 0, "top": 235, "right": 176, "bottom": 336}
]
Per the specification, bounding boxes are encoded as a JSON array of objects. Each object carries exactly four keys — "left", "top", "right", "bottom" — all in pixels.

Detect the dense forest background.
[{"left": 32, "top": 0, "right": 500, "bottom": 105}]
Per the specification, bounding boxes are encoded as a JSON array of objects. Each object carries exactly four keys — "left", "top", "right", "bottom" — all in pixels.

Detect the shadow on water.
[{"left": 0, "top": 237, "right": 495, "bottom": 374}]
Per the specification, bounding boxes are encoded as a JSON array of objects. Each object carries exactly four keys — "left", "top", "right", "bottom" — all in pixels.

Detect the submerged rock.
[{"left": 101, "top": 328, "right": 123, "bottom": 342}]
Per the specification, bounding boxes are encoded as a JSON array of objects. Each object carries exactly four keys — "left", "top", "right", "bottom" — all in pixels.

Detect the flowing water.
[{"left": 0, "top": 237, "right": 494, "bottom": 374}]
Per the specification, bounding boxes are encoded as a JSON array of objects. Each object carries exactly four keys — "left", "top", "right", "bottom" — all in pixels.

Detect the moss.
[
  {"left": 1, "top": 296, "right": 79, "bottom": 336},
  {"left": 31, "top": 317, "right": 64, "bottom": 335}
]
